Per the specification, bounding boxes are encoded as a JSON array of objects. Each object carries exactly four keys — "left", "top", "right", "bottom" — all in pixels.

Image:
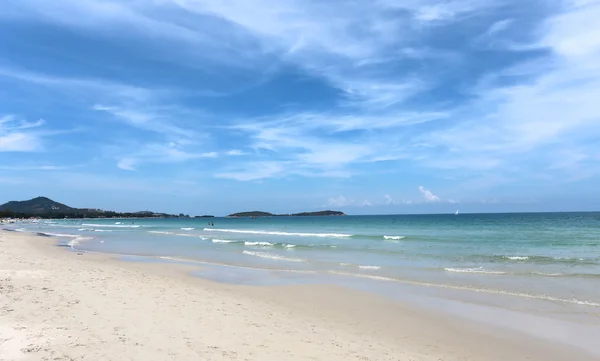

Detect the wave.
[
  {"left": 68, "top": 236, "right": 93, "bottom": 249},
  {"left": 444, "top": 267, "right": 506, "bottom": 275},
  {"left": 148, "top": 231, "right": 175, "bottom": 235},
  {"left": 212, "top": 239, "right": 237, "bottom": 244},
  {"left": 463, "top": 254, "right": 598, "bottom": 265},
  {"left": 82, "top": 223, "right": 140, "bottom": 228},
  {"left": 115, "top": 222, "right": 122, "bottom": 225},
  {"left": 244, "top": 241, "right": 274, "bottom": 247},
  {"left": 181, "top": 227, "right": 195, "bottom": 231},
  {"left": 37, "top": 232, "right": 79, "bottom": 238},
  {"left": 358, "top": 265, "right": 381, "bottom": 270},
  {"left": 242, "top": 250, "right": 305, "bottom": 263},
  {"left": 94, "top": 229, "right": 112, "bottom": 232},
  {"left": 208, "top": 239, "right": 298, "bottom": 249},
  {"left": 383, "top": 235, "right": 405, "bottom": 240},
  {"left": 147, "top": 231, "right": 196, "bottom": 238},
  {"left": 204, "top": 228, "right": 351, "bottom": 238}
]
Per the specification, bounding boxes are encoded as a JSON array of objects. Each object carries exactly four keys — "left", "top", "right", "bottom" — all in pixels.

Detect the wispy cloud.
[
  {"left": 0, "top": 115, "right": 46, "bottom": 152},
  {"left": 115, "top": 142, "right": 219, "bottom": 171}
]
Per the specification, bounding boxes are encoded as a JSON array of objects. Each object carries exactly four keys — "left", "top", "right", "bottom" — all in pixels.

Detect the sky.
[{"left": 1, "top": 0, "right": 600, "bottom": 216}]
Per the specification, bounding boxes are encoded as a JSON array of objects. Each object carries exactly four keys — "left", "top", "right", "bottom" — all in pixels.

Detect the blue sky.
[{"left": 1, "top": 0, "right": 600, "bottom": 215}]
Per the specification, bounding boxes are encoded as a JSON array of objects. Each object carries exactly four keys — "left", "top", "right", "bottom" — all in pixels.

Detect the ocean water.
[{"left": 7, "top": 213, "right": 600, "bottom": 309}]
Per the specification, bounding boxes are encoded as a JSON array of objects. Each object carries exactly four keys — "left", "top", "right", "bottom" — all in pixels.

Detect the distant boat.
[{"left": 455, "top": 209, "right": 459, "bottom": 215}]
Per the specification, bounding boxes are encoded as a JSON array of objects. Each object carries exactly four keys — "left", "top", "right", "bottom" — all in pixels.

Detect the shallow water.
[{"left": 8, "top": 213, "right": 600, "bottom": 310}]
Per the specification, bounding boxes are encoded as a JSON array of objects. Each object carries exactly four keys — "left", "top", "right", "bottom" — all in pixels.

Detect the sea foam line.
[
  {"left": 444, "top": 267, "right": 506, "bottom": 275},
  {"left": 212, "top": 239, "right": 237, "bottom": 244},
  {"left": 242, "top": 250, "right": 305, "bottom": 263},
  {"left": 82, "top": 223, "right": 140, "bottom": 228},
  {"left": 204, "top": 228, "right": 351, "bottom": 238}
]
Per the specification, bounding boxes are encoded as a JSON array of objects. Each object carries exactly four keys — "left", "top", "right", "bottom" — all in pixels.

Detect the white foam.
[
  {"left": 212, "top": 239, "right": 236, "bottom": 243},
  {"left": 504, "top": 256, "right": 529, "bottom": 260},
  {"left": 94, "top": 229, "right": 112, "bottom": 232},
  {"left": 533, "top": 272, "right": 563, "bottom": 277},
  {"left": 383, "top": 235, "right": 406, "bottom": 240},
  {"left": 244, "top": 241, "right": 274, "bottom": 246},
  {"left": 327, "top": 271, "right": 600, "bottom": 307},
  {"left": 181, "top": 227, "right": 195, "bottom": 231},
  {"left": 283, "top": 244, "right": 296, "bottom": 248},
  {"left": 82, "top": 223, "right": 140, "bottom": 228},
  {"left": 242, "top": 250, "right": 305, "bottom": 263},
  {"left": 158, "top": 256, "right": 189, "bottom": 262},
  {"left": 358, "top": 265, "right": 381, "bottom": 270},
  {"left": 444, "top": 267, "right": 506, "bottom": 275},
  {"left": 204, "top": 228, "right": 351, "bottom": 238},
  {"left": 148, "top": 231, "right": 175, "bottom": 235},
  {"left": 68, "top": 236, "right": 93, "bottom": 249},
  {"left": 115, "top": 222, "right": 122, "bottom": 225},
  {"left": 41, "top": 232, "right": 79, "bottom": 238}
]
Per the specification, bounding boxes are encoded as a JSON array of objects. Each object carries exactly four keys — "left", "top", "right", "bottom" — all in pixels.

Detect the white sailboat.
[{"left": 454, "top": 209, "right": 459, "bottom": 215}]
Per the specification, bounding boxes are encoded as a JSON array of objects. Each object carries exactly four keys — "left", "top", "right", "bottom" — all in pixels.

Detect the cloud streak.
[{"left": 0, "top": 115, "right": 46, "bottom": 152}]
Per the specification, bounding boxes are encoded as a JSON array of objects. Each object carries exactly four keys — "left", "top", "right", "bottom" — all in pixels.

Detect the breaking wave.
[{"left": 204, "top": 228, "right": 351, "bottom": 238}]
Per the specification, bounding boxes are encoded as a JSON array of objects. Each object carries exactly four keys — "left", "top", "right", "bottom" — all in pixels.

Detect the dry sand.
[{"left": 0, "top": 230, "right": 596, "bottom": 361}]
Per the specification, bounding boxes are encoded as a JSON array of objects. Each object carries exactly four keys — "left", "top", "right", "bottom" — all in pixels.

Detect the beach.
[{"left": 1, "top": 229, "right": 597, "bottom": 360}]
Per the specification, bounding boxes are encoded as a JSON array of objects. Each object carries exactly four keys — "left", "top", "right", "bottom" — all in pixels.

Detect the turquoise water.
[{"left": 7, "top": 213, "right": 600, "bottom": 308}]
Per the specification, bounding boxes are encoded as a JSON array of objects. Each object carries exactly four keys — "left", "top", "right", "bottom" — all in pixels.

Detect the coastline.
[{"left": 0, "top": 229, "right": 597, "bottom": 361}]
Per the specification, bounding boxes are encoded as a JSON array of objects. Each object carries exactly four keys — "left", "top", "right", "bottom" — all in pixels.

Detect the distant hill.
[
  {"left": 0, "top": 197, "right": 186, "bottom": 219},
  {"left": 227, "top": 210, "right": 345, "bottom": 217},
  {"left": 0, "top": 196, "right": 74, "bottom": 214}
]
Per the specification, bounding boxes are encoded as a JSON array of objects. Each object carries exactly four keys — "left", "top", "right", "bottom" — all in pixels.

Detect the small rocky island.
[{"left": 227, "top": 210, "right": 345, "bottom": 218}]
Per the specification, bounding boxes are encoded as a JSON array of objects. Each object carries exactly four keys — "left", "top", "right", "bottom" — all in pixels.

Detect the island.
[{"left": 227, "top": 210, "right": 345, "bottom": 218}]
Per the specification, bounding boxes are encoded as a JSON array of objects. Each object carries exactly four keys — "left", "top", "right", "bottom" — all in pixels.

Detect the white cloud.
[
  {"left": 117, "top": 158, "right": 137, "bottom": 171},
  {"left": 417, "top": 2, "right": 600, "bottom": 183},
  {"left": 325, "top": 196, "right": 352, "bottom": 208},
  {"left": 215, "top": 161, "right": 286, "bottom": 181},
  {"left": 385, "top": 194, "right": 394, "bottom": 205},
  {"left": 486, "top": 19, "right": 514, "bottom": 36},
  {"left": 226, "top": 149, "right": 244, "bottom": 156},
  {"left": 0, "top": 164, "right": 66, "bottom": 171},
  {"left": 418, "top": 186, "right": 440, "bottom": 202},
  {"left": 0, "top": 115, "right": 46, "bottom": 152}
]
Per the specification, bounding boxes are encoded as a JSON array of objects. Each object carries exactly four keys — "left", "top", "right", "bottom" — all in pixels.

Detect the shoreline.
[{"left": 1, "top": 229, "right": 598, "bottom": 360}]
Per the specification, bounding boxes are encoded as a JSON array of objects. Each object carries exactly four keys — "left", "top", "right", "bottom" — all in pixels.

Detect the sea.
[{"left": 6, "top": 212, "right": 600, "bottom": 304}]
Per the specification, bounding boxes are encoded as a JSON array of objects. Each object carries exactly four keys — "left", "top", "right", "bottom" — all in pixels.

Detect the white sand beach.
[{"left": 0, "top": 229, "right": 596, "bottom": 361}]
